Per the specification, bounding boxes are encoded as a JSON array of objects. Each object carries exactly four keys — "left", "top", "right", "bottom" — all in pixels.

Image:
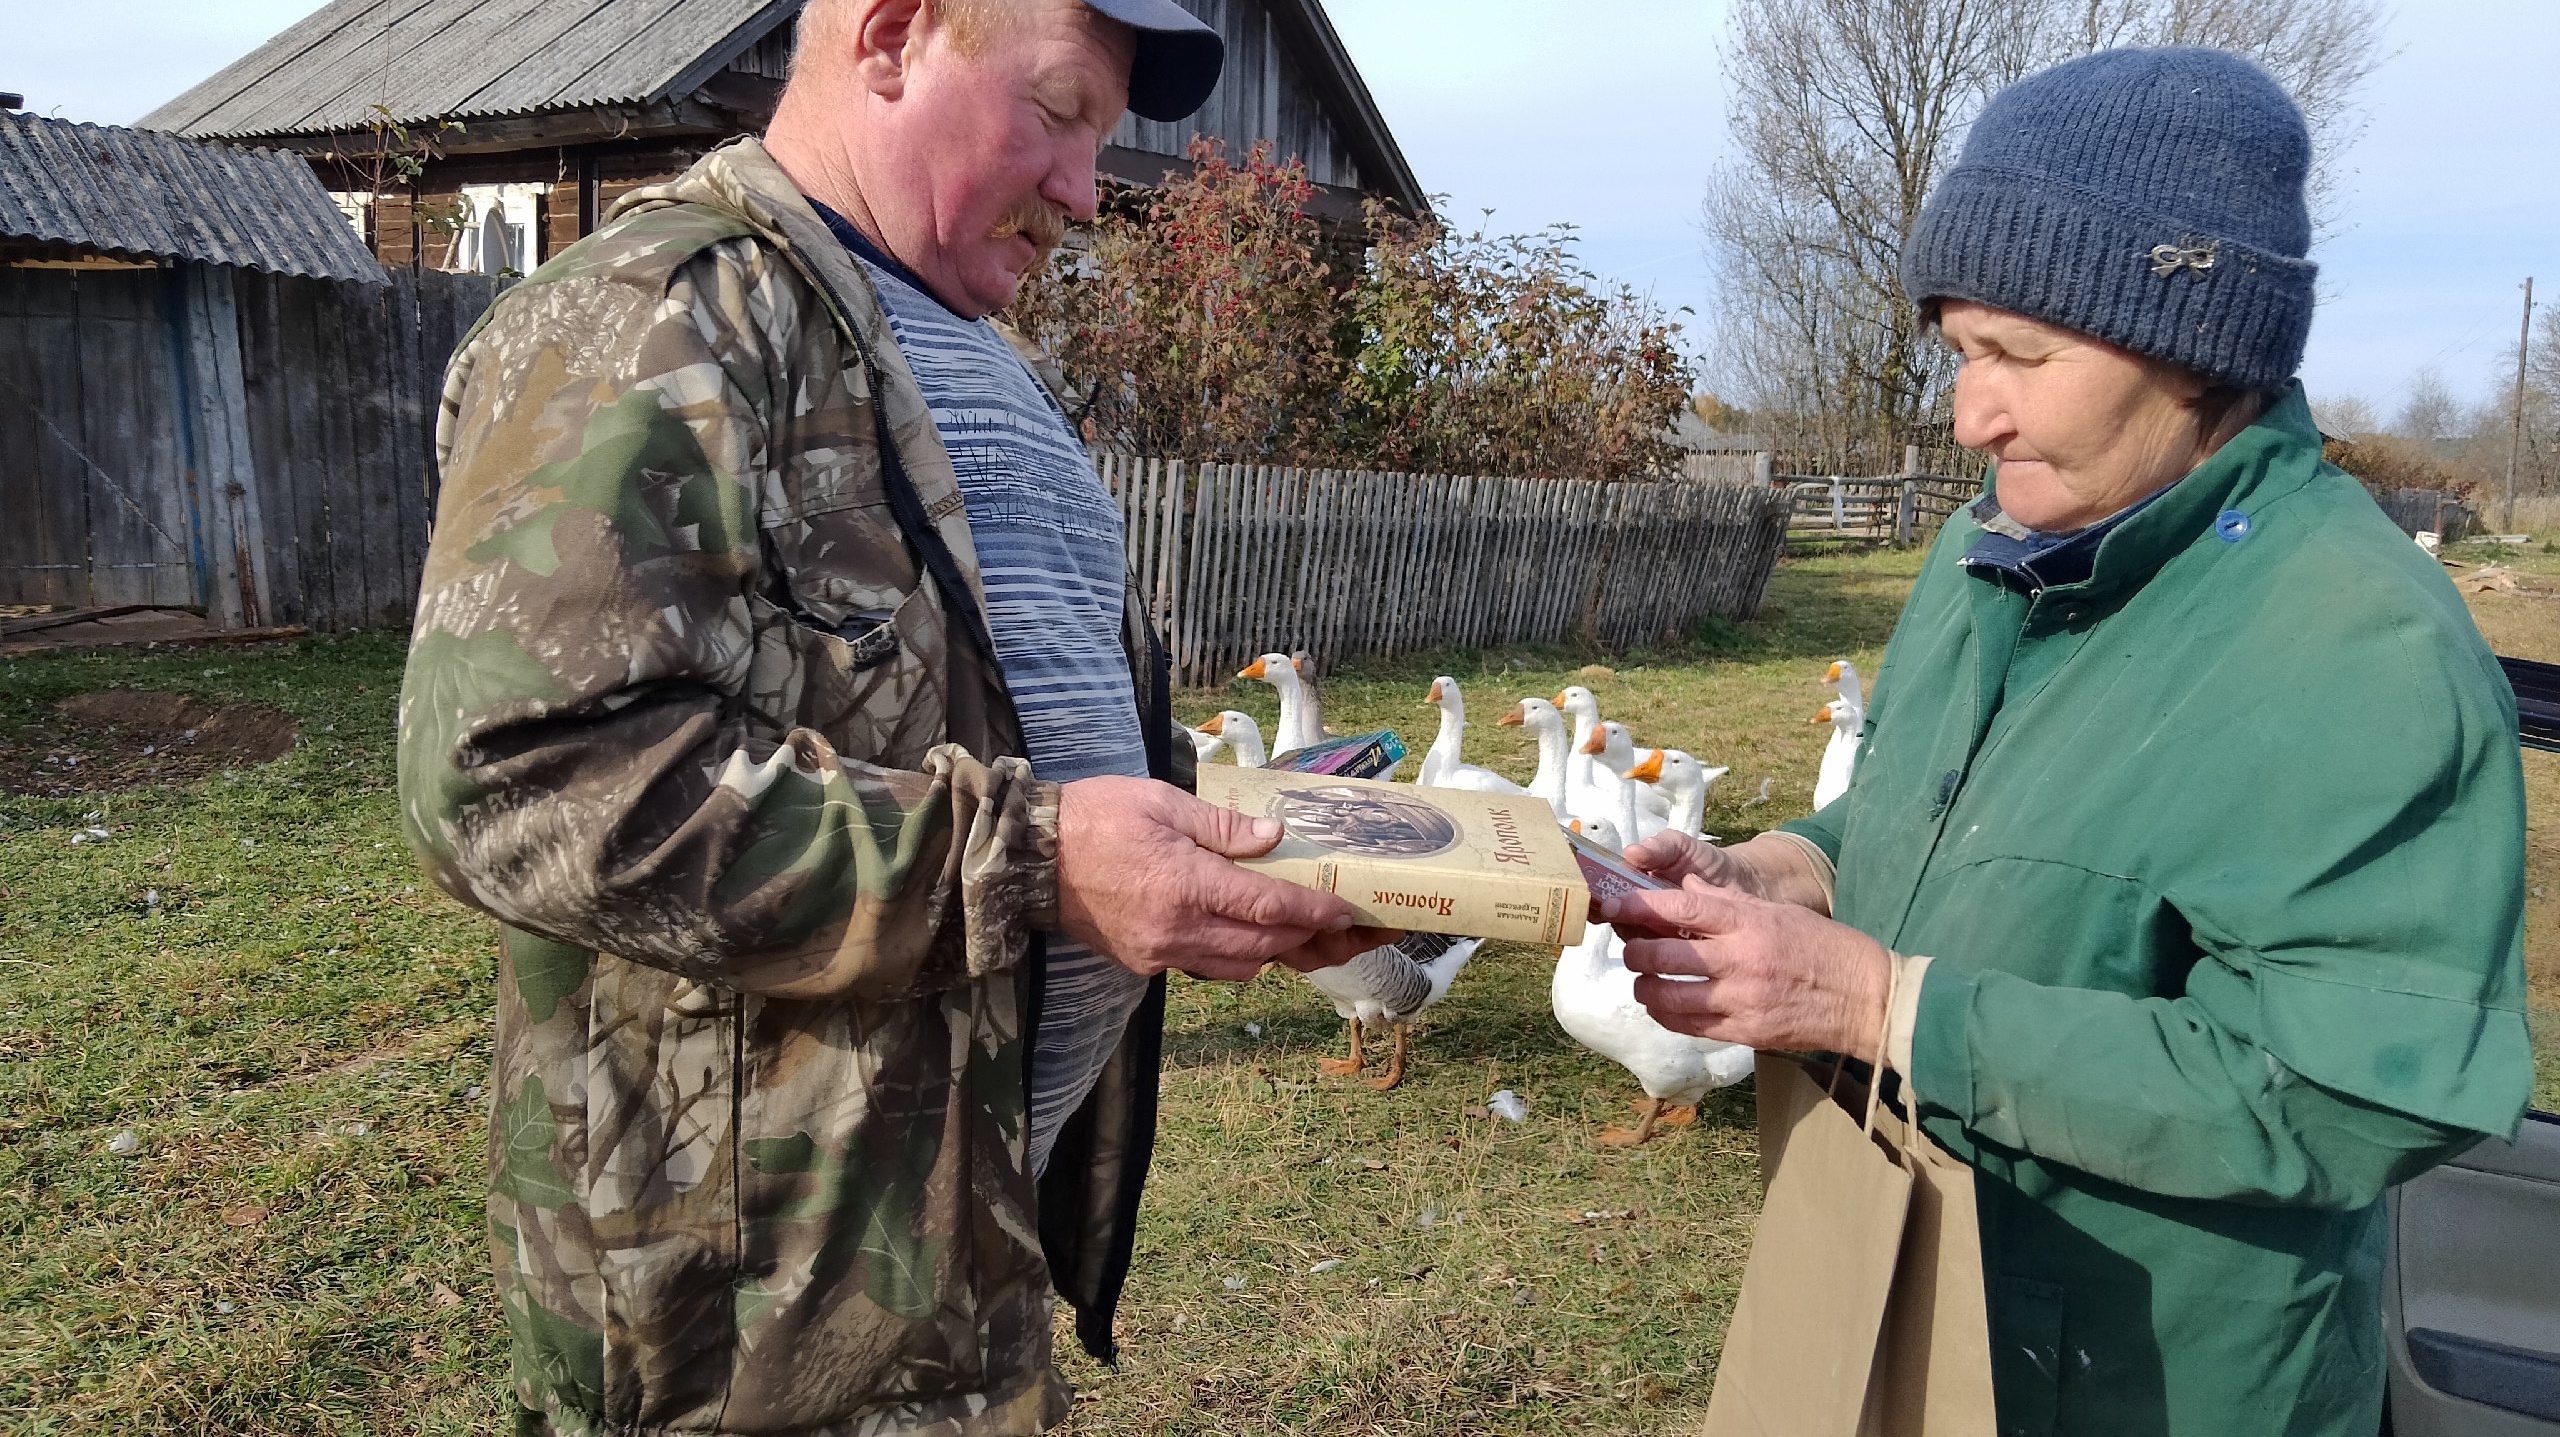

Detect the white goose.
[
  {"left": 1305, "top": 933, "right": 1481, "bottom": 1090},
  {"left": 1186, "top": 724, "right": 1226, "bottom": 764},
  {"left": 1813, "top": 693, "right": 1864, "bottom": 810},
  {"left": 1556, "top": 685, "right": 1608, "bottom": 822},
  {"left": 1626, "top": 748, "right": 1729, "bottom": 841},
  {"left": 1239, "top": 652, "right": 1322, "bottom": 758},
  {"left": 1194, "top": 711, "right": 1267, "bottom": 768},
  {"left": 1583, "top": 720, "right": 1659, "bottom": 842},
  {"left": 1417, "top": 677, "right": 1524, "bottom": 794},
  {"left": 1550, "top": 813, "right": 1755, "bottom": 1145},
  {"left": 1496, "top": 696, "right": 1574, "bottom": 817},
  {"left": 1828, "top": 658, "right": 1866, "bottom": 715},
  {"left": 1558, "top": 685, "right": 1671, "bottom": 826}
]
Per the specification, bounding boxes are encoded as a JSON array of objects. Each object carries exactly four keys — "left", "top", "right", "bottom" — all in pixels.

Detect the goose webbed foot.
[
  {"left": 1364, "top": 1026, "right": 1410, "bottom": 1091},
  {"left": 1628, "top": 1097, "right": 1699, "bottom": 1130},
  {"left": 1598, "top": 1096, "right": 1667, "bottom": 1147},
  {"left": 1317, "top": 1018, "right": 1365, "bottom": 1077}
]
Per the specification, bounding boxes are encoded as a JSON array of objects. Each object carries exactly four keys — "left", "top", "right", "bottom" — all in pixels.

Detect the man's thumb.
[{"left": 1182, "top": 799, "right": 1287, "bottom": 859}]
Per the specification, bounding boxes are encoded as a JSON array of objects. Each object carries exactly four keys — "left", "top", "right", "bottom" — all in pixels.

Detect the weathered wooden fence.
[
  {"left": 1, "top": 263, "right": 502, "bottom": 630},
  {"left": 2369, "top": 488, "right": 2479, "bottom": 543},
  {"left": 1096, "top": 457, "right": 1793, "bottom": 686}
]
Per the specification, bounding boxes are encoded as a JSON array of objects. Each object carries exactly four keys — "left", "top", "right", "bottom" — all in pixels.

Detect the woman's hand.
[
  {"left": 1621, "top": 830, "right": 1754, "bottom": 891},
  {"left": 1603, "top": 877, "right": 1894, "bottom": 1056},
  {"left": 1624, "top": 831, "right": 1837, "bottom": 913}
]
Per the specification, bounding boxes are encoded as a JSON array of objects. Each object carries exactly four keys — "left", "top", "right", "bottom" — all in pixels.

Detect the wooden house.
[
  {"left": 140, "top": 0, "right": 1426, "bottom": 272},
  {"left": 1, "top": 112, "right": 496, "bottom": 631}
]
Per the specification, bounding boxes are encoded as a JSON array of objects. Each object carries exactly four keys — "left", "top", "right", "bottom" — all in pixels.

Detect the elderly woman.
[{"left": 1610, "top": 48, "right": 2532, "bottom": 1437}]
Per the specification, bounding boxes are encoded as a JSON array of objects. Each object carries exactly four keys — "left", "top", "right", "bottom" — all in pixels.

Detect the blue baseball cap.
[{"left": 1081, "top": 0, "right": 1224, "bottom": 122}]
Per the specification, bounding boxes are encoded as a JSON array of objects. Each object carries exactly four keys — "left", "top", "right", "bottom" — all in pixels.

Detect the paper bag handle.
[{"left": 1857, "top": 954, "right": 1904, "bottom": 1140}]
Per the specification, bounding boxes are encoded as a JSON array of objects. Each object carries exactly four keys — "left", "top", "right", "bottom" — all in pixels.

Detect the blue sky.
[{"left": 21, "top": 0, "right": 2556, "bottom": 413}]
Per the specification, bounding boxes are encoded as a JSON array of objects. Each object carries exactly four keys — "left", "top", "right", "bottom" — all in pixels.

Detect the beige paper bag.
[
  {"left": 1701, "top": 1052, "right": 1994, "bottom": 1437},
  {"left": 1862, "top": 1069, "right": 1996, "bottom": 1437}
]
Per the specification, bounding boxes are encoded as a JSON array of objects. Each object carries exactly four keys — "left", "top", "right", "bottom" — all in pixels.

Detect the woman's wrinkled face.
[{"left": 1939, "top": 300, "right": 2216, "bottom": 532}]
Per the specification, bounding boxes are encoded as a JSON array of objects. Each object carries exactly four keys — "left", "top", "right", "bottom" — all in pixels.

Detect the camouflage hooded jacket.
[{"left": 397, "top": 138, "right": 1180, "bottom": 1436}]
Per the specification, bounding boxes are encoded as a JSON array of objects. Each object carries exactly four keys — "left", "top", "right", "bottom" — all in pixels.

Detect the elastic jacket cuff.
[{"left": 1021, "top": 779, "right": 1064, "bottom": 932}]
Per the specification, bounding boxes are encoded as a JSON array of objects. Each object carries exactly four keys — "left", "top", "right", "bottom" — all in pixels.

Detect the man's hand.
[
  {"left": 1602, "top": 877, "right": 1892, "bottom": 1056},
  {"left": 1056, "top": 776, "right": 1400, "bottom": 982}
]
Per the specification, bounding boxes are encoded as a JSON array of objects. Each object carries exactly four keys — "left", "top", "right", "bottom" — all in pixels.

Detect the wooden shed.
[
  {"left": 0, "top": 113, "right": 498, "bottom": 633},
  {"left": 140, "top": 0, "right": 1425, "bottom": 271}
]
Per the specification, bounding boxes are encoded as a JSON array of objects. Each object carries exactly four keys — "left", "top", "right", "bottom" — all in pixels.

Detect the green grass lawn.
[{"left": 1, "top": 543, "right": 2551, "bottom": 1433}]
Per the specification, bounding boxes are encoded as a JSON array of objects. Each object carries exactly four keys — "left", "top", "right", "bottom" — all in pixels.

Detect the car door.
[{"left": 2384, "top": 1109, "right": 2560, "bottom": 1435}]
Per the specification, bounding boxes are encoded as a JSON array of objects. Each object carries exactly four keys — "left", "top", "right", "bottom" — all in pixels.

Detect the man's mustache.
[{"left": 990, "top": 197, "right": 1068, "bottom": 256}]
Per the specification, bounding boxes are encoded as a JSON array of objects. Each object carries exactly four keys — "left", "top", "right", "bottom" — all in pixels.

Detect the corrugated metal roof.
[
  {"left": 0, "top": 115, "right": 386, "bottom": 283},
  {"left": 136, "top": 0, "right": 1421, "bottom": 210},
  {"left": 140, "top": 0, "right": 795, "bottom": 142}
]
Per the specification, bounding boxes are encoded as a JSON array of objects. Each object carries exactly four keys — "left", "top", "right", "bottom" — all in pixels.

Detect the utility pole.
[{"left": 2507, "top": 277, "right": 2535, "bottom": 536}]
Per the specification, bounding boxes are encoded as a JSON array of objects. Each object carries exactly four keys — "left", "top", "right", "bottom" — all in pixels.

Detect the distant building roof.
[
  {"left": 139, "top": 0, "right": 1427, "bottom": 214},
  {"left": 0, "top": 114, "right": 385, "bottom": 283},
  {"left": 140, "top": 0, "right": 791, "bottom": 145},
  {"left": 1669, "top": 408, "right": 1765, "bottom": 453}
]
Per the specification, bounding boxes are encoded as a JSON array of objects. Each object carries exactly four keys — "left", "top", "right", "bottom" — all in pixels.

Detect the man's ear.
[{"left": 850, "top": 0, "right": 928, "bottom": 100}]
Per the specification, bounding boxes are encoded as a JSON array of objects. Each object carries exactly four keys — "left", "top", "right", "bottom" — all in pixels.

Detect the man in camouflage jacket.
[{"left": 397, "top": 2, "right": 1383, "bottom": 1431}]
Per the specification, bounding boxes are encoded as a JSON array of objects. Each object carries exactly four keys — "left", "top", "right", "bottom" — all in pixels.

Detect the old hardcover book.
[
  {"left": 1264, "top": 729, "right": 1407, "bottom": 779},
  {"left": 1194, "top": 766, "right": 1588, "bottom": 947}
]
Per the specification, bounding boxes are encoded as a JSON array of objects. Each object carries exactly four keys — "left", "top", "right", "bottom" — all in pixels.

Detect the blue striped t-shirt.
[{"left": 817, "top": 206, "right": 1152, "bottom": 1176}]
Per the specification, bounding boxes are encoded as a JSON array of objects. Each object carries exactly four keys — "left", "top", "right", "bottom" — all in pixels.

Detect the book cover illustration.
[{"left": 1194, "top": 766, "right": 1588, "bottom": 947}]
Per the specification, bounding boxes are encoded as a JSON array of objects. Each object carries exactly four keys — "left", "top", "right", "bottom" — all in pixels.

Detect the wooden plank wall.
[
  {"left": 0, "top": 267, "right": 203, "bottom": 610},
  {"left": 233, "top": 267, "right": 501, "bottom": 631},
  {"left": 0, "top": 264, "right": 502, "bottom": 628},
  {"left": 1096, "top": 456, "right": 1794, "bottom": 686},
  {"left": 1111, "top": 0, "right": 1356, "bottom": 189}
]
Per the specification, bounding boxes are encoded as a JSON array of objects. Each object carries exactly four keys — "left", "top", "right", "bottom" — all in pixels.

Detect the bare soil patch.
[{"left": 0, "top": 689, "right": 298, "bottom": 797}]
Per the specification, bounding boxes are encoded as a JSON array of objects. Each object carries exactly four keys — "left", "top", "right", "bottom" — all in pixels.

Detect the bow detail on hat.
[{"left": 2148, "top": 241, "right": 2219, "bottom": 278}]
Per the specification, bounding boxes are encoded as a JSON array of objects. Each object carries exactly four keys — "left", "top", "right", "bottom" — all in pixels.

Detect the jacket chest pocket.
[{"left": 750, "top": 501, "right": 948, "bottom": 771}]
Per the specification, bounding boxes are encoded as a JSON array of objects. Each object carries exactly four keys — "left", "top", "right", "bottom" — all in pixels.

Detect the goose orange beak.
[
  {"left": 1552, "top": 689, "right": 1572, "bottom": 707},
  {"left": 1579, "top": 728, "right": 1607, "bottom": 756},
  {"left": 1825, "top": 661, "right": 1844, "bottom": 683},
  {"left": 1497, "top": 703, "right": 1524, "bottom": 727},
  {"left": 1426, "top": 679, "right": 1445, "bottom": 704},
  {"left": 1240, "top": 658, "right": 1268, "bottom": 680},
  {"left": 1200, "top": 714, "right": 1227, "bottom": 736},
  {"left": 1568, "top": 819, "right": 1584, "bottom": 834},
  {"left": 1628, "top": 750, "right": 1665, "bottom": 784},
  {"left": 1812, "top": 704, "right": 1834, "bottom": 724},
  {"left": 1291, "top": 654, "right": 1308, "bottom": 674}
]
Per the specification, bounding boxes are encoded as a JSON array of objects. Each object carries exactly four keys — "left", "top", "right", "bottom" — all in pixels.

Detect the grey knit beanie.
[{"left": 1901, "top": 47, "right": 2316, "bottom": 391}]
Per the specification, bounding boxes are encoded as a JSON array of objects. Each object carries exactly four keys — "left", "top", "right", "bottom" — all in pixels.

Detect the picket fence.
[{"left": 1093, "top": 456, "right": 1793, "bottom": 686}]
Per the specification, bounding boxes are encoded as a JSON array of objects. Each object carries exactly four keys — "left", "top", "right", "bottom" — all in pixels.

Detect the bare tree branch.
[{"left": 1703, "top": 0, "right": 2384, "bottom": 470}]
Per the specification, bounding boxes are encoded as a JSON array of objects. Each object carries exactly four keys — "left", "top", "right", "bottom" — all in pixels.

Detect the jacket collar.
[
  {"left": 1959, "top": 488, "right": 2163, "bottom": 594},
  {"left": 1969, "top": 382, "right": 2325, "bottom": 608}
]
